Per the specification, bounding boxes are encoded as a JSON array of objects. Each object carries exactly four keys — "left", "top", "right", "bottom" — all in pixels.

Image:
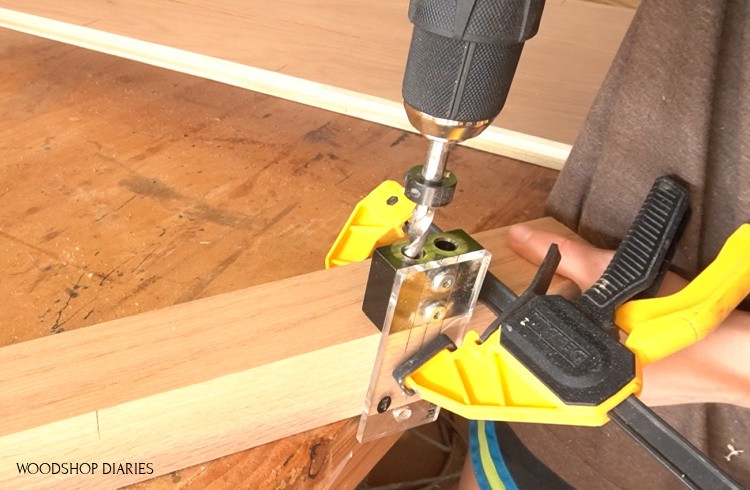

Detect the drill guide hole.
[{"left": 434, "top": 237, "right": 458, "bottom": 252}]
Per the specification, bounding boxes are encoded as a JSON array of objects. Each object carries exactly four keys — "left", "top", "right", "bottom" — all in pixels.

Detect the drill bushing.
[{"left": 404, "top": 165, "right": 457, "bottom": 207}]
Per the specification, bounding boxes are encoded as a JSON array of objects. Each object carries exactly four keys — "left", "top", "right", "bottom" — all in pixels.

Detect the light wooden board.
[
  {"left": 0, "top": 218, "right": 575, "bottom": 489},
  {"left": 0, "top": 1, "right": 634, "bottom": 169}
]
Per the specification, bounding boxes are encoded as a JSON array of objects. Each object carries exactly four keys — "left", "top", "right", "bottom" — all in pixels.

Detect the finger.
[{"left": 508, "top": 224, "right": 614, "bottom": 291}]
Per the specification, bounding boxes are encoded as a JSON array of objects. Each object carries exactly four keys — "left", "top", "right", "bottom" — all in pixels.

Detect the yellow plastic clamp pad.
[
  {"left": 618, "top": 223, "right": 750, "bottom": 365},
  {"left": 325, "top": 181, "right": 414, "bottom": 268}
]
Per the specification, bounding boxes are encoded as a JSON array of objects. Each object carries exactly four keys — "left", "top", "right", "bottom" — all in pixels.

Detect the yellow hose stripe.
[{"left": 477, "top": 420, "right": 506, "bottom": 490}]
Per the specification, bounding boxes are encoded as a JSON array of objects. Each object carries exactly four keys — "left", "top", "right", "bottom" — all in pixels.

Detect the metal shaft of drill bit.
[
  {"left": 421, "top": 138, "right": 451, "bottom": 181},
  {"left": 403, "top": 139, "right": 452, "bottom": 258}
]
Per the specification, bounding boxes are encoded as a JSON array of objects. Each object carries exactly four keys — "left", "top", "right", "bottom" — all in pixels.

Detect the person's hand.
[
  {"left": 507, "top": 223, "right": 750, "bottom": 409},
  {"left": 508, "top": 223, "right": 613, "bottom": 292},
  {"left": 508, "top": 223, "right": 689, "bottom": 297}
]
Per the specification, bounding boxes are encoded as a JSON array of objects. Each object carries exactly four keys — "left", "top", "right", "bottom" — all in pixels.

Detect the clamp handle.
[{"left": 576, "top": 176, "right": 689, "bottom": 334}]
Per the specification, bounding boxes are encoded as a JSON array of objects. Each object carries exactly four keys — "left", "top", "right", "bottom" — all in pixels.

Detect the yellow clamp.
[
  {"left": 619, "top": 223, "right": 750, "bottom": 365},
  {"left": 325, "top": 181, "right": 414, "bottom": 269},
  {"left": 404, "top": 224, "right": 750, "bottom": 426}
]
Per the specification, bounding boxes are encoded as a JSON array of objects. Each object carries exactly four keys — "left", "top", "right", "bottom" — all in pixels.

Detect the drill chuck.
[{"left": 403, "top": 0, "right": 546, "bottom": 142}]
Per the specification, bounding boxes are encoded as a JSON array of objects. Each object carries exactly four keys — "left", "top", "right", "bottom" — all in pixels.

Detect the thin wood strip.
[{"left": 0, "top": 1, "right": 635, "bottom": 168}]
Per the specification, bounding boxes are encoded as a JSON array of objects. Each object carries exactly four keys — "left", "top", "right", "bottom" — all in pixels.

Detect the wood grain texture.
[
  {"left": 586, "top": 0, "right": 641, "bottom": 8},
  {"left": 124, "top": 418, "right": 402, "bottom": 490},
  {"left": 0, "top": 0, "right": 635, "bottom": 168},
  {"left": 0, "top": 29, "right": 561, "bottom": 488},
  {"left": 0, "top": 218, "right": 575, "bottom": 489}
]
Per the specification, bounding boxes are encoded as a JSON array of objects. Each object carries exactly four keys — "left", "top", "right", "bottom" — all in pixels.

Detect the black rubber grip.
[
  {"left": 408, "top": 0, "right": 546, "bottom": 47},
  {"left": 402, "top": 0, "right": 545, "bottom": 122},
  {"left": 576, "top": 177, "right": 689, "bottom": 320}
]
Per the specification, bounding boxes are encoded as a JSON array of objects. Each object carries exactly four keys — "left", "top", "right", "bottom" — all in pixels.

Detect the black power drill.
[{"left": 401, "top": 0, "right": 545, "bottom": 258}]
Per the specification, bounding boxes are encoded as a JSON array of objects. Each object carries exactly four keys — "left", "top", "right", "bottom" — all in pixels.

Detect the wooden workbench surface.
[{"left": 0, "top": 28, "right": 557, "bottom": 487}]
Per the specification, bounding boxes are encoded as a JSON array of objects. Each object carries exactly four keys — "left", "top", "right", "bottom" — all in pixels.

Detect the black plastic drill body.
[{"left": 402, "top": 0, "right": 546, "bottom": 122}]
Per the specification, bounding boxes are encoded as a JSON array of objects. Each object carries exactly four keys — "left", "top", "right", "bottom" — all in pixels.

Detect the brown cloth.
[
  {"left": 512, "top": 0, "right": 750, "bottom": 488},
  {"left": 548, "top": 0, "right": 750, "bottom": 283}
]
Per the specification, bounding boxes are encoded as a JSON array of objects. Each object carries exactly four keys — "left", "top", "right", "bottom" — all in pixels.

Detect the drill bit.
[{"left": 403, "top": 139, "right": 452, "bottom": 258}]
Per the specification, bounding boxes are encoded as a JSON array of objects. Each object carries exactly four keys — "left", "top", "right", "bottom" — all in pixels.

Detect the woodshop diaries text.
[{"left": 16, "top": 462, "right": 154, "bottom": 475}]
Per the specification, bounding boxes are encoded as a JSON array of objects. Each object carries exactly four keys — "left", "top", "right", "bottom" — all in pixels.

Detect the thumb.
[{"left": 508, "top": 223, "right": 614, "bottom": 292}]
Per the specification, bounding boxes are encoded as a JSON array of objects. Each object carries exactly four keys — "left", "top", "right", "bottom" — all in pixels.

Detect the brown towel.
[{"left": 547, "top": 0, "right": 750, "bottom": 283}]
